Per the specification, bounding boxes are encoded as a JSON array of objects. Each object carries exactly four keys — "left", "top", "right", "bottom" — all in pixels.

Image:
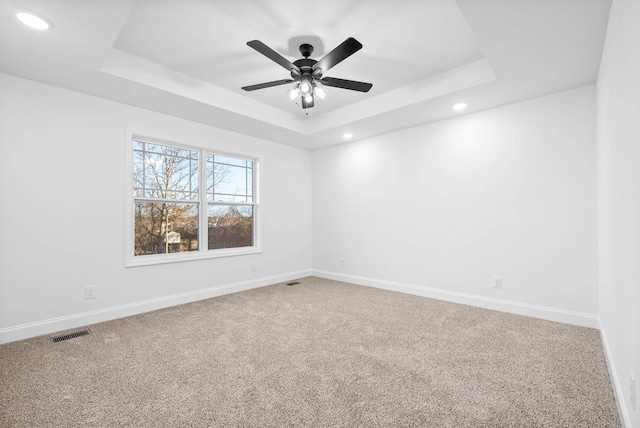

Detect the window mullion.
[
  {"left": 252, "top": 159, "right": 258, "bottom": 248},
  {"left": 134, "top": 197, "right": 196, "bottom": 204},
  {"left": 199, "top": 149, "right": 208, "bottom": 252},
  {"left": 209, "top": 201, "right": 255, "bottom": 207}
]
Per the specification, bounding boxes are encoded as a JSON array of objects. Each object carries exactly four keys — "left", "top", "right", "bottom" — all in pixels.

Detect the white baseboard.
[
  {"left": 0, "top": 269, "right": 312, "bottom": 345},
  {"left": 599, "top": 318, "right": 633, "bottom": 428},
  {"left": 0, "top": 269, "right": 599, "bottom": 342},
  {"left": 313, "top": 270, "right": 600, "bottom": 329}
]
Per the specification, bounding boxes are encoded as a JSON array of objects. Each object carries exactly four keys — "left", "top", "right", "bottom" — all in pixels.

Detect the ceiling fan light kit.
[{"left": 242, "top": 37, "right": 372, "bottom": 109}]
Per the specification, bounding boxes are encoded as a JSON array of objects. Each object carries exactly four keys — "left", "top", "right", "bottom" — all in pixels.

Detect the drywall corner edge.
[{"left": 599, "top": 318, "right": 632, "bottom": 428}]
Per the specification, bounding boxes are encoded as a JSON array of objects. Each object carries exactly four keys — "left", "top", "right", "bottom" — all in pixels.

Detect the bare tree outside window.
[{"left": 133, "top": 141, "right": 200, "bottom": 255}]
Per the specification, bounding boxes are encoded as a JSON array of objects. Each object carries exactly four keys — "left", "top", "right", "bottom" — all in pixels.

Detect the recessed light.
[
  {"left": 342, "top": 132, "right": 353, "bottom": 140},
  {"left": 13, "top": 9, "right": 53, "bottom": 30},
  {"left": 452, "top": 102, "right": 468, "bottom": 111}
]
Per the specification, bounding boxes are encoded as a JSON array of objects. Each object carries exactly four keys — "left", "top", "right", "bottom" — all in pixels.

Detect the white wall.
[
  {"left": 0, "top": 29, "right": 632, "bottom": 423},
  {"left": 0, "top": 73, "right": 312, "bottom": 343},
  {"left": 312, "top": 86, "right": 598, "bottom": 326},
  {"left": 597, "top": 0, "right": 640, "bottom": 425}
]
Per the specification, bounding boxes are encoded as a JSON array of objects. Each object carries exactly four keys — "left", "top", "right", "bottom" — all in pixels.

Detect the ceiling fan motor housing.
[{"left": 292, "top": 57, "right": 319, "bottom": 80}]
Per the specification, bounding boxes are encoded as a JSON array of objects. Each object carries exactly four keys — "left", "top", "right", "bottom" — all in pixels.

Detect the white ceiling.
[{"left": 0, "top": 0, "right": 611, "bottom": 150}]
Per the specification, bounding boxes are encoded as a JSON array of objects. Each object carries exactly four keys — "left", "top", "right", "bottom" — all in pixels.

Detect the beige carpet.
[{"left": 0, "top": 277, "right": 620, "bottom": 427}]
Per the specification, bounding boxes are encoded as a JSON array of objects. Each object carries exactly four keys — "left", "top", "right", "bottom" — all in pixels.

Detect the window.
[
  {"left": 207, "top": 154, "right": 254, "bottom": 250},
  {"left": 127, "top": 136, "right": 259, "bottom": 266}
]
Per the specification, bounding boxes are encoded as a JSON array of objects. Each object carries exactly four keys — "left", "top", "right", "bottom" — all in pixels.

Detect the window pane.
[
  {"left": 208, "top": 205, "right": 253, "bottom": 250},
  {"left": 133, "top": 141, "right": 199, "bottom": 200},
  {"left": 133, "top": 150, "right": 146, "bottom": 198},
  {"left": 134, "top": 201, "right": 199, "bottom": 255},
  {"left": 207, "top": 154, "right": 253, "bottom": 202}
]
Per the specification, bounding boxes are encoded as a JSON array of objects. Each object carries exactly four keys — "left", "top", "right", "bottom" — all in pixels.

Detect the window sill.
[{"left": 125, "top": 247, "right": 262, "bottom": 267}]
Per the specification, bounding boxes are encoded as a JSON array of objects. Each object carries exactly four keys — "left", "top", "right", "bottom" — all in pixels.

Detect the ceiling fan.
[{"left": 242, "top": 37, "right": 373, "bottom": 109}]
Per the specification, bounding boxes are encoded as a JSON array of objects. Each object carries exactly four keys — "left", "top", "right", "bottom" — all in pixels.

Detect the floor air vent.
[
  {"left": 286, "top": 281, "right": 300, "bottom": 286},
  {"left": 51, "top": 329, "right": 90, "bottom": 343}
]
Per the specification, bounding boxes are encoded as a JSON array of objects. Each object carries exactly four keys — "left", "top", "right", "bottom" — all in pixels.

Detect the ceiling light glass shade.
[
  {"left": 313, "top": 83, "right": 327, "bottom": 100},
  {"left": 14, "top": 9, "right": 52, "bottom": 30},
  {"left": 299, "top": 78, "right": 312, "bottom": 95},
  {"left": 286, "top": 78, "right": 327, "bottom": 107},
  {"left": 287, "top": 86, "right": 300, "bottom": 100},
  {"left": 342, "top": 132, "right": 354, "bottom": 140}
]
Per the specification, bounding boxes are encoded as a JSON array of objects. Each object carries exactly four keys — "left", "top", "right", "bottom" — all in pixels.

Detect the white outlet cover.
[
  {"left": 85, "top": 286, "right": 96, "bottom": 299},
  {"left": 492, "top": 276, "right": 502, "bottom": 289}
]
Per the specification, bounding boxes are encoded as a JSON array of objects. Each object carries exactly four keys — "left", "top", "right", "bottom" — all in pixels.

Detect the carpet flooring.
[{"left": 0, "top": 277, "right": 620, "bottom": 427}]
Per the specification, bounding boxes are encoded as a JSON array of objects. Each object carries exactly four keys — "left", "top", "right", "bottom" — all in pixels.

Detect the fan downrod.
[{"left": 299, "top": 43, "right": 314, "bottom": 58}]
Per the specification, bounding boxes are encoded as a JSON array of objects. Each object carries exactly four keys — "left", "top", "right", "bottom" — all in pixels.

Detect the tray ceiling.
[{"left": 0, "top": 0, "right": 611, "bottom": 149}]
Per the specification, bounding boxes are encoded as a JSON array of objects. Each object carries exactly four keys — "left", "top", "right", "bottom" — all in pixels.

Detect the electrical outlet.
[
  {"left": 631, "top": 373, "right": 636, "bottom": 410},
  {"left": 340, "top": 258, "right": 345, "bottom": 268},
  {"left": 85, "top": 286, "right": 96, "bottom": 300},
  {"left": 250, "top": 263, "right": 256, "bottom": 272},
  {"left": 492, "top": 276, "right": 502, "bottom": 289}
]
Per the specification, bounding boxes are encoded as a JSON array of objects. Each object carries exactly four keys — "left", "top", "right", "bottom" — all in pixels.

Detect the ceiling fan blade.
[
  {"left": 247, "top": 40, "right": 300, "bottom": 73},
  {"left": 313, "top": 37, "right": 363, "bottom": 74},
  {"left": 319, "top": 77, "right": 372, "bottom": 92},
  {"left": 242, "top": 79, "right": 294, "bottom": 91},
  {"left": 302, "top": 95, "right": 315, "bottom": 109}
]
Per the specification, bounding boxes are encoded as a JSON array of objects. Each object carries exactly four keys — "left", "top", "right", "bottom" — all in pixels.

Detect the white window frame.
[{"left": 125, "top": 131, "right": 261, "bottom": 267}]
